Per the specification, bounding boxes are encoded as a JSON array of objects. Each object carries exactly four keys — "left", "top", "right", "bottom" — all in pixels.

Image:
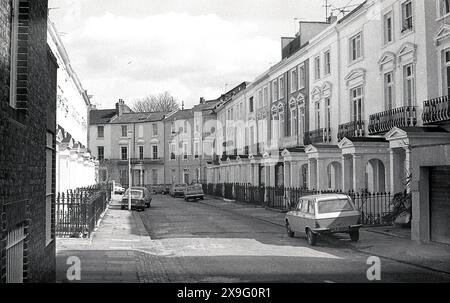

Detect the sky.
[{"left": 48, "top": 0, "right": 363, "bottom": 109}]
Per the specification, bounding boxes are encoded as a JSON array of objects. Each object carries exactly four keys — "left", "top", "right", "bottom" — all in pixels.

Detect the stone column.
[
  {"left": 308, "top": 160, "right": 316, "bottom": 190},
  {"left": 269, "top": 164, "right": 276, "bottom": 187},
  {"left": 352, "top": 155, "right": 366, "bottom": 192},
  {"left": 342, "top": 156, "right": 353, "bottom": 191},
  {"left": 317, "top": 159, "right": 328, "bottom": 191},
  {"left": 290, "top": 162, "right": 299, "bottom": 188},
  {"left": 284, "top": 161, "right": 291, "bottom": 188},
  {"left": 390, "top": 150, "right": 403, "bottom": 194}
]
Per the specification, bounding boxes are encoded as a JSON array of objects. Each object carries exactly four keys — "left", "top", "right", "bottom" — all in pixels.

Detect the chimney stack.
[
  {"left": 327, "top": 14, "right": 337, "bottom": 24},
  {"left": 116, "top": 99, "right": 126, "bottom": 116},
  {"left": 199, "top": 97, "right": 205, "bottom": 104}
]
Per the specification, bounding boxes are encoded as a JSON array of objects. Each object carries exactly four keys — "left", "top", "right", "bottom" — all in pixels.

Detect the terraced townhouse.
[
  {"left": 206, "top": 0, "right": 450, "bottom": 244},
  {"left": 89, "top": 99, "right": 167, "bottom": 187}
]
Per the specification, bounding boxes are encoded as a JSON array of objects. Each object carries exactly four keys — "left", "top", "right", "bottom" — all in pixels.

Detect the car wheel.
[
  {"left": 121, "top": 205, "right": 125, "bottom": 210},
  {"left": 286, "top": 221, "right": 294, "bottom": 238},
  {"left": 350, "top": 230, "right": 360, "bottom": 242},
  {"left": 306, "top": 229, "right": 317, "bottom": 246},
  {"left": 200, "top": 197, "right": 204, "bottom": 200}
]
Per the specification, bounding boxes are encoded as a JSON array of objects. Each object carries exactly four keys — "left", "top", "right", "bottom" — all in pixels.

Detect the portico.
[
  {"left": 305, "top": 145, "right": 342, "bottom": 191},
  {"left": 338, "top": 137, "right": 390, "bottom": 193}
]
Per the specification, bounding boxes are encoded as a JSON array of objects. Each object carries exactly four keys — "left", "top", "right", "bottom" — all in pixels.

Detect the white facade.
[
  {"left": 206, "top": 0, "right": 450, "bottom": 243},
  {"left": 48, "top": 20, "right": 97, "bottom": 192}
]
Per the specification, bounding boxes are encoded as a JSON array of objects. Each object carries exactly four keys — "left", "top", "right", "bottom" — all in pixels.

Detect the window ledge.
[
  {"left": 347, "top": 57, "right": 364, "bottom": 68},
  {"left": 382, "top": 40, "right": 395, "bottom": 49},
  {"left": 400, "top": 28, "right": 414, "bottom": 38}
]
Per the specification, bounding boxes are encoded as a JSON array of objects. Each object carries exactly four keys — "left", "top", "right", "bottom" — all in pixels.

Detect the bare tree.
[{"left": 132, "top": 91, "right": 180, "bottom": 112}]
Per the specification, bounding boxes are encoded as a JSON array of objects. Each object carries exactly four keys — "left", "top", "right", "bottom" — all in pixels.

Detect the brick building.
[{"left": 0, "top": 0, "right": 57, "bottom": 283}]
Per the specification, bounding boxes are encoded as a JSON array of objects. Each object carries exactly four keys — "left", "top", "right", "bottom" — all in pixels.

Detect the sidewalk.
[
  {"left": 56, "top": 197, "right": 152, "bottom": 283},
  {"left": 202, "top": 196, "right": 450, "bottom": 275}
]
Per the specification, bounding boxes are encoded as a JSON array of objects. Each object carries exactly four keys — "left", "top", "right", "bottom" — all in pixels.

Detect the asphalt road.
[{"left": 137, "top": 195, "right": 450, "bottom": 283}]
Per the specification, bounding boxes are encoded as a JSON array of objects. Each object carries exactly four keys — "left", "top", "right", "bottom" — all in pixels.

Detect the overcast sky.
[{"left": 48, "top": 0, "right": 362, "bottom": 109}]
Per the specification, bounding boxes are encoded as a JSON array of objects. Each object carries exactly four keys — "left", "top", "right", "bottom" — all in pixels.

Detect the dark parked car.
[
  {"left": 121, "top": 187, "right": 152, "bottom": 211},
  {"left": 183, "top": 184, "right": 204, "bottom": 201}
]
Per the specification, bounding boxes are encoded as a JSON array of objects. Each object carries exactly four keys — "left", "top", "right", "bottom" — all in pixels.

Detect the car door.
[
  {"left": 304, "top": 200, "right": 316, "bottom": 229},
  {"left": 288, "top": 200, "right": 305, "bottom": 232},
  {"left": 286, "top": 200, "right": 300, "bottom": 231}
]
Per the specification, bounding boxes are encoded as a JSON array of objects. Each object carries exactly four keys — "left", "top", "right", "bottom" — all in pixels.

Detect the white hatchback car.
[{"left": 285, "top": 194, "right": 362, "bottom": 246}]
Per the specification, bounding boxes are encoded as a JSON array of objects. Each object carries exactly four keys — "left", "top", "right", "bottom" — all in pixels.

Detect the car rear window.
[
  {"left": 125, "top": 190, "right": 143, "bottom": 199},
  {"left": 318, "top": 199, "right": 354, "bottom": 214}
]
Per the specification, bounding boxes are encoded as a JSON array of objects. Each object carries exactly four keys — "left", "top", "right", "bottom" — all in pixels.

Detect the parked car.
[
  {"left": 121, "top": 187, "right": 152, "bottom": 211},
  {"left": 162, "top": 185, "right": 170, "bottom": 195},
  {"left": 170, "top": 183, "right": 187, "bottom": 197},
  {"left": 183, "top": 184, "right": 204, "bottom": 201},
  {"left": 285, "top": 194, "right": 362, "bottom": 246},
  {"left": 114, "top": 183, "right": 125, "bottom": 195}
]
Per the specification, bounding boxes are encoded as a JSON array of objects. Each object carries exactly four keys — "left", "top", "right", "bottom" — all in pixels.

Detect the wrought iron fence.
[
  {"left": 349, "top": 191, "right": 392, "bottom": 225},
  {"left": 203, "top": 183, "right": 394, "bottom": 226},
  {"left": 56, "top": 184, "right": 111, "bottom": 238},
  {"left": 234, "top": 184, "right": 265, "bottom": 206}
]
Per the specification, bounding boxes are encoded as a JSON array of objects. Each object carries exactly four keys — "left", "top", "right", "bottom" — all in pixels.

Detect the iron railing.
[
  {"left": 56, "top": 184, "right": 111, "bottom": 238},
  {"left": 304, "top": 128, "right": 332, "bottom": 145},
  {"left": 338, "top": 120, "right": 365, "bottom": 141},
  {"left": 368, "top": 106, "right": 417, "bottom": 134},
  {"left": 423, "top": 95, "right": 450, "bottom": 124},
  {"left": 204, "top": 183, "right": 394, "bottom": 226}
]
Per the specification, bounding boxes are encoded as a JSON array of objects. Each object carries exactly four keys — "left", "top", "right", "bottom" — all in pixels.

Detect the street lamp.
[{"left": 128, "top": 130, "right": 133, "bottom": 211}]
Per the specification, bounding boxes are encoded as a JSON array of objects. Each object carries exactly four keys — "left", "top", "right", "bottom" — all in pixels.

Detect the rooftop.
[
  {"left": 89, "top": 109, "right": 117, "bottom": 125},
  {"left": 109, "top": 112, "right": 167, "bottom": 124}
]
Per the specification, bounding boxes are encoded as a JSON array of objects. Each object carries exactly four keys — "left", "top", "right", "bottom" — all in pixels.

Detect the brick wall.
[{"left": 0, "top": 0, "right": 57, "bottom": 283}]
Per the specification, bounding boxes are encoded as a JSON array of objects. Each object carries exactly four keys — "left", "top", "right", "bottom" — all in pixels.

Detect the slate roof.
[
  {"left": 89, "top": 109, "right": 117, "bottom": 125},
  {"left": 193, "top": 100, "right": 220, "bottom": 112},
  {"left": 109, "top": 112, "right": 167, "bottom": 124}
]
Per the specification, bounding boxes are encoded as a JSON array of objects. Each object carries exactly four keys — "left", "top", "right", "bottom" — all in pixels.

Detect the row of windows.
[
  {"left": 97, "top": 145, "right": 159, "bottom": 161},
  {"left": 96, "top": 124, "right": 159, "bottom": 139}
]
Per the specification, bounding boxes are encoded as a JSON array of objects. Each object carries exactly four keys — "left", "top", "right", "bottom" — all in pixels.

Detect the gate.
[{"left": 6, "top": 224, "right": 26, "bottom": 283}]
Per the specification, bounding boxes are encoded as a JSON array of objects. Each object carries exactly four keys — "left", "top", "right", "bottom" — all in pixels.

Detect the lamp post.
[{"left": 128, "top": 130, "right": 133, "bottom": 211}]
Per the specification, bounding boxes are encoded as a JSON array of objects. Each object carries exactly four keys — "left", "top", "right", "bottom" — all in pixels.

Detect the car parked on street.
[
  {"left": 162, "top": 184, "right": 170, "bottom": 195},
  {"left": 114, "top": 182, "right": 125, "bottom": 195},
  {"left": 170, "top": 183, "right": 187, "bottom": 197},
  {"left": 183, "top": 184, "right": 204, "bottom": 201},
  {"left": 121, "top": 187, "right": 152, "bottom": 211},
  {"left": 285, "top": 194, "right": 362, "bottom": 246}
]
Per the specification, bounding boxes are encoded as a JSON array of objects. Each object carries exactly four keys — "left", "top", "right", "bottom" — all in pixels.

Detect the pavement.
[
  {"left": 55, "top": 194, "right": 450, "bottom": 283},
  {"left": 201, "top": 196, "right": 450, "bottom": 275},
  {"left": 56, "top": 195, "right": 152, "bottom": 283}
]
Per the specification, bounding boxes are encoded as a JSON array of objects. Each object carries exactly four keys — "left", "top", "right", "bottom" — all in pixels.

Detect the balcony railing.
[
  {"left": 423, "top": 96, "right": 450, "bottom": 125},
  {"left": 115, "top": 158, "right": 164, "bottom": 165},
  {"left": 338, "top": 120, "right": 365, "bottom": 141},
  {"left": 304, "top": 128, "right": 332, "bottom": 145},
  {"left": 368, "top": 106, "right": 417, "bottom": 135}
]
